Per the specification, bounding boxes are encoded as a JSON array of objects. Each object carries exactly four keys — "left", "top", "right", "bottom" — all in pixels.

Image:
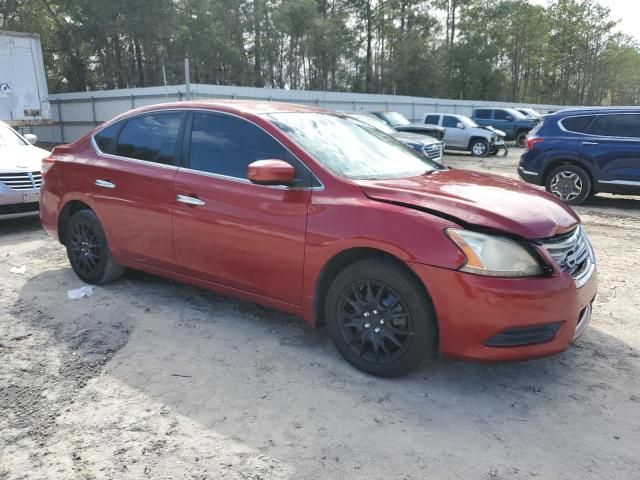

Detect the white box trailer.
[{"left": 0, "top": 31, "right": 52, "bottom": 126}]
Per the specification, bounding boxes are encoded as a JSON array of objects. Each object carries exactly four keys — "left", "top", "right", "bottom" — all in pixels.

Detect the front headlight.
[{"left": 447, "top": 229, "right": 544, "bottom": 277}]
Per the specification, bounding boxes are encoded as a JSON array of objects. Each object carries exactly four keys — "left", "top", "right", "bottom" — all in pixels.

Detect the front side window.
[
  {"left": 588, "top": 114, "right": 640, "bottom": 138},
  {"left": 267, "top": 112, "right": 439, "bottom": 180},
  {"left": 116, "top": 113, "right": 185, "bottom": 165},
  {"left": 0, "top": 124, "right": 27, "bottom": 147},
  {"left": 475, "top": 109, "right": 491, "bottom": 120},
  {"left": 443, "top": 116, "right": 459, "bottom": 128},
  {"left": 494, "top": 110, "right": 510, "bottom": 120},
  {"left": 188, "top": 113, "right": 311, "bottom": 186},
  {"left": 425, "top": 115, "right": 440, "bottom": 125}
]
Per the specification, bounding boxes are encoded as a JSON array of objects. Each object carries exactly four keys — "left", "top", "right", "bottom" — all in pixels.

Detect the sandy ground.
[{"left": 1, "top": 149, "right": 639, "bottom": 480}]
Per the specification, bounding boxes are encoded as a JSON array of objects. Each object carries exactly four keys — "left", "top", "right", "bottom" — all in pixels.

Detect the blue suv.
[{"left": 519, "top": 108, "right": 640, "bottom": 205}]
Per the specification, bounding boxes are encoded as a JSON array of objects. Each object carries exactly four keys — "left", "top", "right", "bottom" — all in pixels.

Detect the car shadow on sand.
[{"left": 13, "top": 267, "right": 640, "bottom": 477}]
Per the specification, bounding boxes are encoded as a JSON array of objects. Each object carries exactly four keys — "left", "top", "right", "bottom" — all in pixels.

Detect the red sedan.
[{"left": 40, "top": 101, "right": 598, "bottom": 377}]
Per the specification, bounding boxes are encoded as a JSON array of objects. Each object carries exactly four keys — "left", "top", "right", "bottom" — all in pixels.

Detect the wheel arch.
[
  {"left": 467, "top": 136, "right": 489, "bottom": 150},
  {"left": 57, "top": 199, "right": 93, "bottom": 243},
  {"left": 313, "top": 247, "right": 433, "bottom": 329}
]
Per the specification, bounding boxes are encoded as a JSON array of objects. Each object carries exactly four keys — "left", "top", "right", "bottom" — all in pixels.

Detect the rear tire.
[
  {"left": 470, "top": 139, "right": 489, "bottom": 157},
  {"left": 64, "top": 210, "right": 125, "bottom": 284},
  {"left": 325, "top": 258, "right": 437, "bottom": 378},
  {"left": 545, "top": 164, "right": 592, "bottom": 205}
]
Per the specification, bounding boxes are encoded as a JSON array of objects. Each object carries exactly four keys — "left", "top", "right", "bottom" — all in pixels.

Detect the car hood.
[
  {"left": 0, "top": 145, "right": 50, "bottom": 172},
  {"left": 480, "top": 126, "right": 506, "bottom": 137},
  {"left": 393, "top": 131, "right": 440, "bottom": 145},
  {"left": 356, "top": 169, "right": 579, "bottom": 239}
]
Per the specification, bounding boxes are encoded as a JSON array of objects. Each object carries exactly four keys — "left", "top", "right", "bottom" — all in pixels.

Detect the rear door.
[
  {"left": 91, "top": 111, "right": 186, "bottom": 270},
  {"left": 172, "top": 111, "right": 313, "bottom": 305},
  {"left": 442, "top": 115, "right": 466, "bottom": 147},
  {"left": 582, "top": 113, "right": 640, "bottom": 184}
]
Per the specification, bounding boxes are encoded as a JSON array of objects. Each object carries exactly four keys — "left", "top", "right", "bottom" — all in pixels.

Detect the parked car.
[
  {"left": 423, "top": 113, "right": 507, "bottom": 157},
  {"left": 343, "top": 112, "right": 445, "bottom": 163},
  {"left": 516, "top": 108, "right": 543, "bottom": 120},
  {"left": 40, "top": 101, "right": 597, "bottom": 378},
  {"left": 369, "top": 111, "right": 445, "bottom": 140},
  {"left": 519, "top": 108, "right": 640, "bottom": 205},
  {"left": 472, "top": 107, "right": 540, "bottom": 147},
  {"left": 0, "top": 121, "right": 48, "bottom": 220}
]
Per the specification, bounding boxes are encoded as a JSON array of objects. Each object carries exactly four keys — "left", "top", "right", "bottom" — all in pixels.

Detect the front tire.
[
  {"left": 64, "top": 209, "right": 125, "bottom": 284},
  {"left": 545, "top": 164, "right": 592, "bottom": 205},
  {"left": 325, "top": 259, "right": 437, "bottom": 378},
  {"left": 516, "top": 131, "right": 528, "bottom": 148},
  {"left": 470, "top": 139, "right": 489, "bottom": 157}
]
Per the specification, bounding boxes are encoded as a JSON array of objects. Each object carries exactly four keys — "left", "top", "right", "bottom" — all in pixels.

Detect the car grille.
[
  {"left": 537, "top": 226, "right": 595, "bottom": 288},
  {"left": 0, "top": 203, "right": 39, "bottom": 215},
  {"left": 422, "top": 142, "right": 443, "bottom": 160},
  {"left": 0, "top": 172, "right": 42, "bottom": 191}
]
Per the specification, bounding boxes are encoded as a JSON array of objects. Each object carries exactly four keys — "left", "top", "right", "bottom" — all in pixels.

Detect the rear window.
[
  {"left": 425, "top": 115, "right": 440, "bottom": 125},
  {"left": 474, "top": 109, "right": 491, "bottom": 119},
  {"left": 561, "top": 116, "right": 595, "bottom": 134},
  {"left": 588, "top": 114, "right": 640, "bottom": 138},
  {"left": 115, "top": 113, "right": 185, "bottom": 165},
  {"left": 94, "top": 122, "right": 122, "bottom": 153}
]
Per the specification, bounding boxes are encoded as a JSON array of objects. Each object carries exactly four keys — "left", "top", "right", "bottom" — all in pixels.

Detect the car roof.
[
  {"left": 549, "top": 107, "right": 640, "bottom": 118},
  {"left": 120, "top": 99, "right": 329, "bottom": 117}
]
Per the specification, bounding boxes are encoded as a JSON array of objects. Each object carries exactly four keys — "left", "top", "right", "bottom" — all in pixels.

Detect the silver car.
[
  {"left": 0, "top": 121, "right": 49, "bottom": 220},
  {"left": 423, "top": 113, "right": 507, "bottom": 157}
]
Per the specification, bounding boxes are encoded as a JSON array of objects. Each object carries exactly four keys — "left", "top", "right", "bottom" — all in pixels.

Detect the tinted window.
[
  {"left": 189, "top": 113, "right": 311, "bottom": 186},
  {"left": 494, "top": 110, "right": 511, "bottom": 120},
  {"left": 588, "top": 114, "right": 640, "bottom": 138},
  {"left": 561, "top": 116, "right": 595, "bottom": 134},
  {"left": 443, "top": 116, "right": 459, "bottom": 128},
  {"left": 116, "top": 113, "right": 184, "bottom": 165},
  {"left": 475, "top": 109, "right": 491, "bottom": 119},
  {"left": 94, "top": 122, "right": 121, "bottom": 153},
  {"left": 425, "top": 115, "right": 440, "bottom": 125}
]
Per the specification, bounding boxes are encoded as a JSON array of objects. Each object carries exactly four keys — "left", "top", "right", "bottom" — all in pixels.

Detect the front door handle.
[
  {"left": 582, "top": 141, "right": 599, "bottom": 146},
  {"left": 95, "top": 179, "right": 116, "bottom": 189},
  {"left": 176, "top": 194, "right": 206, "bottom": 206}
]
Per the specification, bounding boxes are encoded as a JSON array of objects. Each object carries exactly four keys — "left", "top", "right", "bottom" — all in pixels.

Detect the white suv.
[{"left": 0, "top": 121, "right": 50, "bottom": 220}]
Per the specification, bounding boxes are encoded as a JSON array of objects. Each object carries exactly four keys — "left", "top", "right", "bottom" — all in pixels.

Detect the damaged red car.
[{"left": 40, "top": 101, "right": 597, "bottom": 377}]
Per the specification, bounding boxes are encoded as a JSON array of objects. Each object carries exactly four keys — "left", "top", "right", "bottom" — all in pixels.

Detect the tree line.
[{"left": 2, "top": 0, "right": 640, "bottom": 105}]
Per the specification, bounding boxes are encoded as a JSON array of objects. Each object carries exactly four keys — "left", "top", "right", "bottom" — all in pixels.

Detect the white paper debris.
[
  {"left": 67, "top": 286, "right": 94, "bottom": 300},
  {"left": 10, "top": 266, "right": 26, "bottom": 274}
]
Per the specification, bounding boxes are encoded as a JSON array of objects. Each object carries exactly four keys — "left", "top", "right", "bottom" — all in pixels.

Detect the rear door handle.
[
  {"left": 95, "top": 179, "right": 116, "bottom": 189},
  {"left": 176, "top": 194, "right": 206, "bottom": 206},
  {"left": 582, "top": 141, "right": 599, "bottom": 146}
]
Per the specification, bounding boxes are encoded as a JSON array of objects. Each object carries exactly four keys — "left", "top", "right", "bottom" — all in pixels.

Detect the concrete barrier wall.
[{"left": 24, "top": 83, "right": 569, "bottom": 144}]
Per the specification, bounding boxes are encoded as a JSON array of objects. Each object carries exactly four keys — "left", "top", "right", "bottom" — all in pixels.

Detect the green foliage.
[{"left": 2, "top": 0, "right": 639, "bottom": 105}]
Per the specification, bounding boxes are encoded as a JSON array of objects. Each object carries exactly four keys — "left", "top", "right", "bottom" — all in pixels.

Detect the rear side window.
[
  {"left": 494, "top": 110, "right": 511, "bottom": 120},
  {"left": 588, "top": 114, "right": 640, "bottom": 138},
  {"left": 115, "top": 113, "right": 185, "bottom": 165},
  {"left": 188, "top": 113, "right": 312, "bottom": 186},
  {"left": 94, "top": 122, "right": 122, "bottom": 153},
  {"left": 443, "top": 116, "right": 459, "bottom": 128},
  {"left": 475, "top": 109, "right": 491, "bottom": 119},
  {"left": 561, "top": 116, "right": 595, "bottom": 134},
  {"left": 425, "top": 115, "right": 440, "bottom": 125}
]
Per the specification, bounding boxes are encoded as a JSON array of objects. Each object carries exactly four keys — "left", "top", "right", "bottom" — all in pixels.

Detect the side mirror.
[
  {"left": 24, "top": 133, "right": 38, "bottom": 145},
  {"left": 247, "top": 159, "right": 296, "bottom": 186},
  {"left": 456, "top": 122, "right": 465, "bottom": 129}
]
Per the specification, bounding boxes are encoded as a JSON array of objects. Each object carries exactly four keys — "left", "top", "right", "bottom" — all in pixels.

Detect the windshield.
[
  {"left": 506, "top": 108, "right": 527, "bottom": 119},
  {"left": 0, "top": 124, "right": 28, "bottom": 147},
  {"left": 346, "top": 113, "right": 397, "bottom": 135},
  {"left": 381, "top": 112, "right": 410, "bottom": 127},
  {"left": 267, "top": 112, "right": 439, "bottom": 180},
  {"left": 459, "top": 116, "right": 479, "bottom": 128}
]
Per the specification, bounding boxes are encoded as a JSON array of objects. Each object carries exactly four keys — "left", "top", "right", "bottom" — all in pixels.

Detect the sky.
[{"left": 530, "top": 0, "right": 640, "bottom": 41}]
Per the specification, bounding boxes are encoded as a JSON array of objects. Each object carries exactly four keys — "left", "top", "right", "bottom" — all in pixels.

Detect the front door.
[
  {"left": 91, "top": 111, "right": 186, "bottom": 270},
  {"left": 442, "top": 115, "right": 467, "bottom": 148},
  {"left": 172, "top": 112, "right": 313, "bottom": 305}
]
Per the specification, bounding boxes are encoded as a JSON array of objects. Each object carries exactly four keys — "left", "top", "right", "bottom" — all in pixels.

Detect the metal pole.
[
  {"left": 184, "top": 58, "right": 191, "bottom": 100},
  {"left": 162, "top": 65, "right": 169, "bottom": 98}
]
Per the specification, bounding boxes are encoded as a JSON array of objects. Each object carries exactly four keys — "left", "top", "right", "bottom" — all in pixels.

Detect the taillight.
[{"left": 526, "top": 137, "right": 544, "bottom": 151}]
